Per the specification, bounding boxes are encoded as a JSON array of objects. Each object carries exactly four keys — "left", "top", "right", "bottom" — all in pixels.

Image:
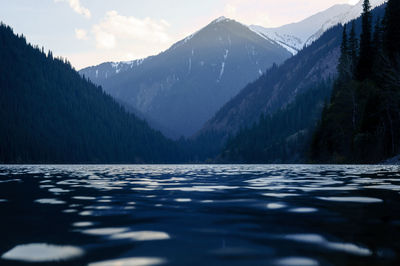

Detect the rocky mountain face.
[
  {"left": 198, "top": 3, "right": 388, "bottom": 162},
  {"left": 250, "top": 0, "right": 386, "bottom": 55},
  {"left": 80, "top": 17, "right": 291, "bottom": 138},
  {"left": 199, "top": 25, "right": 343, "bottom": 140}
]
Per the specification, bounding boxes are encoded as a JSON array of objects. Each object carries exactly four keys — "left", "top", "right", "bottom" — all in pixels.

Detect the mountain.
[
  {"left": 219, "top": 81, "right": 333, "bottom": 163},
  {"left": 311, "top": 0, "right": 400, "bottom": 164},
  {"left": 199, "top": 26, "right": 343, "bottom": 140},
  {"left": 250, "top": 0, "right": 386, "bottom": 55},
  {"left": 80, "top": 17, "right": 291, "bottom": 138},
  {"left": 200, "top": 3, "right": 384, "bottom": 162},
  {"left": 0, "top": 23, "right": 181, "bottom": 164}
]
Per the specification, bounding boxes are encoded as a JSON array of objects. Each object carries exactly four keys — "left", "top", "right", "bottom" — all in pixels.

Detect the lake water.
[{"left": 0, "top": 165, "right": 399, "bottom": 266}]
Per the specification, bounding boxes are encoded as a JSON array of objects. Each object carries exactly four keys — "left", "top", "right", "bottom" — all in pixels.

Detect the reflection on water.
[
  {"left": 110, "top": 231, "right": 170, "bottom": 241},
  {"left": 73, "top": 222, "right": 94, "bottom": 228},
  {"left": 88, "top": 257, "right": 167, "bottom": 266},
  {"left": 317, "top": 196, "right": 383, "bottom": 203},
  {"left": 266, "top": 203, "right": 287, "bottom": 209},
  {"left": 82, "top": 227, "right": 129, "bottom": 236},
  {"left": 34, "top": 198, "right": 66, "bottom": 205},
  {"left": 1, "top": 243, "right": 84, "bottom": 262},
  {"left": 288, "top": 207, "right": 318, "bottom": 213},
  {"left": 274, "top": 257, "right": 319, "bottom": 266},
  {"left": 0, "top": 164, "right": 400, "bottom": 265},
  {"left": 284, "top": 234, "right": 372, "bottom": 256}
]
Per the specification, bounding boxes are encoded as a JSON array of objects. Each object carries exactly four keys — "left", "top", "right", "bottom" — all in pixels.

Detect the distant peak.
[{"left": 211, "top": 16, "right": 231, "bottom": 24}]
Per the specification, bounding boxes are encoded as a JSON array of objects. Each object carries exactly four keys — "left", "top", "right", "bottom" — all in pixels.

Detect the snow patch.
[
  {"left": 223, "top": 49, "right": 229, "bottom": 60},
  {"left": 212, "top": 16, "right": 230, "bottom": 24},
  {"left": 188, "top": 58, "right": 192, "bottom": 74},
  {"left": 249, "top": 0, "right": 386, "bottom": 54},
  {"left": 217, "top": 49, "right": 229, "bottom": 82},
  {"left": 217, "top": 62, "right": 225, "bottom": 83}
]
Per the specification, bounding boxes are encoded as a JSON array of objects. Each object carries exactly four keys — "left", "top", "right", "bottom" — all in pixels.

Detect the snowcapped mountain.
[
  {"left": 82, "top": 58, "right": 147, "bottom": 82},
  {"left": 80, "top": 17, "right": 290, "bottom": 138},
  {"left": 197, "top": 2, "right": 387, "bottom": 158},
  {"left": 250, "top": 0, "right": 387, "bottom": 55}
]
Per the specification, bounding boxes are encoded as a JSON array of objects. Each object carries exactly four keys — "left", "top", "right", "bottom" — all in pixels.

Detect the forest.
[
  {"left": 0, "top": 23, "right": 182, "bottom": 163},
  {"left": 219, "top": 81, "right": 333, "bottom": 163},
  {"left": 220, "top": 0, "right": 400, "bottom": 164},
  {"left": 311, "top": 0, "right": 400, "bottom": 163},
  {"left": 0, "top": 0, "right": 399, "bottom": 164}
]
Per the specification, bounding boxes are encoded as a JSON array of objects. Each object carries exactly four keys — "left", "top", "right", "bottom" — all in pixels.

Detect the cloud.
[
  {"left": 92, "top": 11, "right": 172, "bottom": 50},
  {"left": 348, "top": 0, "right": 359, "bottom": 4},
  {"left": 93, "top": 30, "right": 116, "bottom": 49},
  {"left": 55, "top": 0, "right": 91, "bottom": 19},
  {"left": 75, "top": 29, "right": 88, "bottom": 40},
  {"left": 219, "top": 0, "right": 363, "bottom": 27},
  {"left": 222, "top": 0, "right": 272, "bottom": 26}
]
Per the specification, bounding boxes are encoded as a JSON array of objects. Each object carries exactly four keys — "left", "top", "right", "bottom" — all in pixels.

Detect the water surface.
[{"left": 0, "top": 165, "right": 399, "bottom": 265}]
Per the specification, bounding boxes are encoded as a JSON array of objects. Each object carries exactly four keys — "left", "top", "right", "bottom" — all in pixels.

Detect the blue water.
[{"left": 0, "top": 165, "right": 399, "bottom": 265}]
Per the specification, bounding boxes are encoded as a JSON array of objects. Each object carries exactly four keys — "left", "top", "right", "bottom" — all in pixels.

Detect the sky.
[{"left": 0, "top": 0, "right": 361, "bottom": 69}]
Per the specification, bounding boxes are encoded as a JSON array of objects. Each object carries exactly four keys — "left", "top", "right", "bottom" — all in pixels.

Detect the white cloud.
[
  {"left": 219, "top": 0, "right": 364, "bottom": 27},
  {"left": 92, "top": 11, "right": 172, "bottom": 50},
  {"left": 93, "top": 30, "right": 116, "bottom": 49},
  {"left": 223, "top": 1, "right": 272, "bottom": 26},
  {"left": 348, "top": 0, "right": 360, "bottom": 4},
  {"left": 55, "top": 0, "right": 91, "bottom": 19},
  {"left": 224, "top": 4, "right": 237, "bottom": 17},
  {"left": 75, "top": 28, "right": 88, "bottom": 40}
]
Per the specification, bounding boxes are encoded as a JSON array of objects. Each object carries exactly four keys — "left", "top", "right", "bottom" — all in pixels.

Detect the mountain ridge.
[
  {"left": 250, "top": 0, "right": 387, "bottom": 54},
  {"left": 0, "top": 23, "right": 180, "bottom": 163},
  {"left": 203, "top": 3, "right": 388, "bottom": 163},
  {"left": 80, "top": 17, "right": 291, "bottom": 138}
]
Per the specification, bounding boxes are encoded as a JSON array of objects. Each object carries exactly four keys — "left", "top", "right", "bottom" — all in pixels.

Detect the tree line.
[
  {"left": 0, "top": 23, "right": 182, "bottom": 163},
  {"left": 311, "top": 0, "right": 400, "bottom": 163}
]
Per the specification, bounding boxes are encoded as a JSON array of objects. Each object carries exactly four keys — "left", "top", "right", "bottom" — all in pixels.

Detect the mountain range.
[
  {"left": 215, "top": 2, "right": 389, "bottom": 163},
  {"left": 198, "top": 25, "right": 342, "bottom": 141},
  {"left": 80, "top": 17, "right": 291, "bottom": 138},
  {"left": 81, "top": 0, "right": 386, "bottom": 140},
  {"left": 250, "top": 0, "right": 386, "bottom": 54},
  {"left": 0, "top": 23, "right": 181, "bottom": 164},
  {"left": 1, "top": 0, "right": 394, "bottom": 164}
]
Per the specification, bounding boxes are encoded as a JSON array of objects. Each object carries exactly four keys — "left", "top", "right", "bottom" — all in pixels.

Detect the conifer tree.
[
  {"left": 384, "top": 0, "right": 400, "bottom": 64},
  {"left": 356, "top": 0, "right": 373, "bottom": 80},
  {"left": 372, "top": 17, "right": 384, "bottom": 54},
  {"left": 0, "top": 23, "right": 181, "bottom": 163},
  {"left": 348, "top": 21, "right": 359, "bottom": 77},
  {"left": 338, "top": 25, "right": 350, "bottom": 81}
]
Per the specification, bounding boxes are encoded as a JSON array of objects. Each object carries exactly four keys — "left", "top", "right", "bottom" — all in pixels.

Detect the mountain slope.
[
  {"left": 0, "top": 23, "right": 180, "bottom": 164},
  {"left": 80, "top": 17, "right": 291, "bottom": 138},
  {"left": 201, "top": 3, "right": 387, "bottom": 163},
  {"left": 199, "top": 25, "right": 343, "bottom": 139},
  {"left": 250, "top": 0, "right": 386, "bottom": 54},
  {"left": 219, "top": 81, "right": 333, "bottom": 163},
  {"left": 310, "top": 0, "right": 400, "bottom": 164}
]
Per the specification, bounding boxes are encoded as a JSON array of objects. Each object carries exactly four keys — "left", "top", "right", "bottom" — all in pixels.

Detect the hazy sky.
[{"left": 0, "top": 0, "right": 361, "bottom": 69}]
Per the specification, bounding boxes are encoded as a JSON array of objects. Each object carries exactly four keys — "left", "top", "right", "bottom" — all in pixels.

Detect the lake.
[{"left": 0, "top": 165, "right": 399, "bottom": 265}]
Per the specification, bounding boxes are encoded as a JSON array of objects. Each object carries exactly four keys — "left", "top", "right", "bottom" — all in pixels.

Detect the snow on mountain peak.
[
  {"left": 171, "top": 16, "right": 238, "bottom": 50},
  {"left": 212, "top": 16, "right": 231, "bottom": 24},
  {"left": 250, "top": 0, "right": 387, "bottom": 55}
]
